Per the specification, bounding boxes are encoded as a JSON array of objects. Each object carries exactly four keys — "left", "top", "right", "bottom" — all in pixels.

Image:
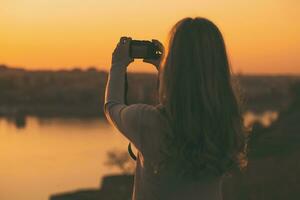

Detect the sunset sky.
[{"left": 0, "top": 0, "right": 299, "bottom": 74}]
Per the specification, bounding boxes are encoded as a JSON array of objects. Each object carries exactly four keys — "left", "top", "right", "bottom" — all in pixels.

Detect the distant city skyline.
[{"left": 0, "top": 0, "right": 299, "bottom": 74}]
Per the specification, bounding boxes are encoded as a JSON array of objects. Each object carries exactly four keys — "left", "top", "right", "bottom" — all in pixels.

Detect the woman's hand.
[
  {"left": 143, "top": 39, "right": 165, "bottom": 71},
  {"left": 111, "top": 37, "right": 134, "bottom": 69}
]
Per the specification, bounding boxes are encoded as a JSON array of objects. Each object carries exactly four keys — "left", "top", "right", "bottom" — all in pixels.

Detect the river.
[{"left": 0, "top": 117, "right": 131, "bottom": 200}]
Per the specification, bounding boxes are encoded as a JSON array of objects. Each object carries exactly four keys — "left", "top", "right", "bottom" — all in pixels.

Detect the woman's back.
[{"left": 122, "top": 104, "right": 224, "bottom": 200}]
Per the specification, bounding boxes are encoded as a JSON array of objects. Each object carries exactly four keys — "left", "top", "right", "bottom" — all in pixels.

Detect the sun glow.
[{"left": 0, "top": 0, "right": 299, "bottom": 74}]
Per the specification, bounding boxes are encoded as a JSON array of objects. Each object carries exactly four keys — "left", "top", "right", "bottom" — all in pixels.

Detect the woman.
[{"left": 104, "top": 17, "right": 247, "bottom": 200}]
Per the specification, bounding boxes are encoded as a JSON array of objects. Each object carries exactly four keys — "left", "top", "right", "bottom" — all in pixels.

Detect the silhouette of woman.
[{"left": 104, "top": 17, "right": 247, "bottom": 200}]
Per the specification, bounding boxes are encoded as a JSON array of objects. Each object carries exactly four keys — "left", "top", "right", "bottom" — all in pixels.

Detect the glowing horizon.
[{"left": 0, "top": 0, "right": 299, "bottom": 74}]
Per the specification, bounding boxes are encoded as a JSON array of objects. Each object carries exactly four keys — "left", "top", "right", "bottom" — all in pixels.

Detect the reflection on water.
[
  {"left": 15, "top": 114, "right": 27, "bottom": 129},
  {"left": 0, "top": 117, "right": 129, "bottom": 200},
  {"left": 0, "top": 111, "right": 278, "bottom": 200},
  {"left": 243, "top": 110, "right": 279, "bottom": 128}
]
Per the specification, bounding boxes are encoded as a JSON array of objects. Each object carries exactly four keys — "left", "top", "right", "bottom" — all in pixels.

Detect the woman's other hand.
[
  {"left": 143, "top": 39, "right": 164, "bottom": 71},
  {"left": 112, "top": 36, "right": 134, "bottom": 68}
]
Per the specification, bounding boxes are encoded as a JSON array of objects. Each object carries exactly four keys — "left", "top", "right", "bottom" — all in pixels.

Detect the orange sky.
[{"left": 0, "top": 0, "right": 299, "bottom": 74}]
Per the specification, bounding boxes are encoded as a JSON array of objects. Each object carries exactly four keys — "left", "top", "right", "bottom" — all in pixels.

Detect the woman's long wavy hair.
[{"left": 158, "top": 17, "right": 247, "bottom": 179}]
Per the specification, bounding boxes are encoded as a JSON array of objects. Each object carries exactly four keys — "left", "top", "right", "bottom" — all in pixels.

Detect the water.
[
  {"left": 0, "top": 111, "right": 278, "bottom": 200},
  {"left": 243, "top": 110, "right": 279, "bottom": 128},
  {"left": 0, "top": 117, "right": 130, "bottom": 200}
]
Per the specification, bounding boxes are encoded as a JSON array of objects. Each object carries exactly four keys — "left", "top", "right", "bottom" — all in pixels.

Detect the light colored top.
[{"left": 104, "top": 66, "right": 223, "bottom": 200}]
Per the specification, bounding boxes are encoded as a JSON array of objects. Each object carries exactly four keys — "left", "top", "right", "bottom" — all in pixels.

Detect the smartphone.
[{"left": 129, "top": 40, "right": 162, "bottom": 59}]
